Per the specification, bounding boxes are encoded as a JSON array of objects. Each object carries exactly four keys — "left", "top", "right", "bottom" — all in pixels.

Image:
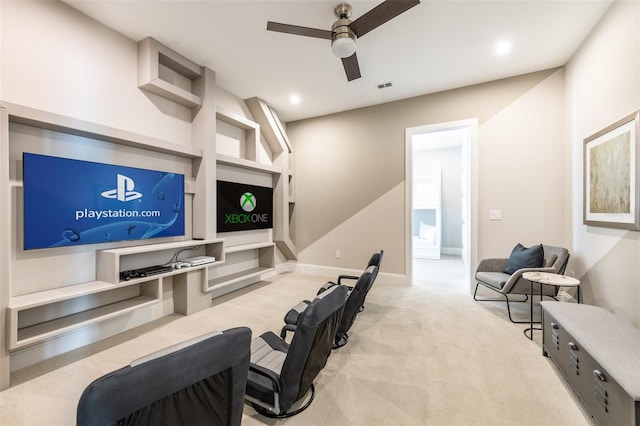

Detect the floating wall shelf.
[{"left": 138, "top": 37, "right": 203, "bottom": 110}]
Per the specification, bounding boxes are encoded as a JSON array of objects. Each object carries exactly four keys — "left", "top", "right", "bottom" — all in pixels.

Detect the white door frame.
[{"left": 405, "top": 118, "right": 479, "bottom": 292}]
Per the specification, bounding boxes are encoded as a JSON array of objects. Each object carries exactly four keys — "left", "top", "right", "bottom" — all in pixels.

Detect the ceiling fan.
[{"left": 267, "top": 1, "right": 420, "bottom": 82}]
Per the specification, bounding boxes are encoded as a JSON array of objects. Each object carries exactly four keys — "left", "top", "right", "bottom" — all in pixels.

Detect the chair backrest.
[
  {"left": 77, "top": 327, "right": 251, "bottom": 426},
  {"left": 367, "top": 249, "right": 384, "bottom": 269},
  {"left": 338, "top": 265, "right": 377, "bottom": 338},
  {"left": 278, "top": 284, "right": 348, "bottom": 413},
  {"left": 367, "top": 249, "right": 384, "bottom": 286},
  {"left": 542, "top": 245, "right": 570, "bottom": 274}
]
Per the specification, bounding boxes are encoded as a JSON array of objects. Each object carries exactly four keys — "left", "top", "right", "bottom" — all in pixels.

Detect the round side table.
[{"left": 522, "top": 271, "right": 580, "bottom": 340}]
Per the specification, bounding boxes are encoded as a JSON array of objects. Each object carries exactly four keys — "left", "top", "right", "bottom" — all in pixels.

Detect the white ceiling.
[{"left": 63, "top": 0, "right": 612, "bottom": 122}]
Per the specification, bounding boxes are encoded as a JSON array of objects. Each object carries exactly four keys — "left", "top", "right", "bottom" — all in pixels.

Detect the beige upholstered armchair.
[{"left": 473, "top": 244, "right": 570, "bottom": 323}]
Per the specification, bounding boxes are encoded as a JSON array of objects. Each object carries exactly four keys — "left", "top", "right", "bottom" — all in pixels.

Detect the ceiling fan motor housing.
[
  {"left": 331, "top": 17, "right": 356, "bottom": 57},
  {"left": 331, "top": 2, "right": 357, "bottom": 58}
]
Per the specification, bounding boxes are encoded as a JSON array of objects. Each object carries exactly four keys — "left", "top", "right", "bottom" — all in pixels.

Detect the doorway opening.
[{"left": 405, "top": 119, "right": 478, "bottom": 293}]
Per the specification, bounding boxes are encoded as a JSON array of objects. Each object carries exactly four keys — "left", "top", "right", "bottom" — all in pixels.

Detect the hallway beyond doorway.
[{"left": 413, "top": 254, "right": 466, "bottom": 293}]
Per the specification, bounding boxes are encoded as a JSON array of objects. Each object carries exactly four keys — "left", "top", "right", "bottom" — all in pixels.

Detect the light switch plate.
[{"left": 489, "top": 210, "right": 502, "bottom": 220}]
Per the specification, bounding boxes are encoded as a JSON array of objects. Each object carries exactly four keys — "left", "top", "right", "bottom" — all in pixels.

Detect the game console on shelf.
[{"left": 178, "top": 256, "right": 216, "bottom": 267}]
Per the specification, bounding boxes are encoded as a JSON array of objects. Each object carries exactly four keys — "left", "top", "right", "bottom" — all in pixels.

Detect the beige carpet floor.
[{"left": 0, "top": 270, "right": 593, "bottom": 425}]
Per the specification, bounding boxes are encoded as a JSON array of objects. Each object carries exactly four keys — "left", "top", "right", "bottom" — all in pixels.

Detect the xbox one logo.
[{"left": 240, "top": 192, "right": 256, "bottom": 212}]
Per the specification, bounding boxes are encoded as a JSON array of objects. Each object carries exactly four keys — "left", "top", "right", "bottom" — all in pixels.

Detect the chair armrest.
[
  {"left": 475, "top": 258, "right": 509, "bottom": 273},
  {"left": 317, "top": 282, "right": 338, "bottom": 295},
  {"left": 248, "top": 364, "right": 282, "bottom": 393},
  {"left": 283, "top": 300, "right": 310, "bottom": 325},
  {"left": 280, "top": 323, "right": 298, "bottom": 339},
  {"left": 336, "top": 275, "right": 359, "bottom": 285},
  {"left": 502, "top": 266, "right": 558, "bottom": 293},
  {"left": 512, "top": 266, "right": 557, "bottom": 278}
]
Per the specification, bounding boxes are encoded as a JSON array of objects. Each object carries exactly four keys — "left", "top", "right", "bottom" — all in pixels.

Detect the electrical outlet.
[{"left": 335, "top": 250, "right": 341, "bottom": 259}]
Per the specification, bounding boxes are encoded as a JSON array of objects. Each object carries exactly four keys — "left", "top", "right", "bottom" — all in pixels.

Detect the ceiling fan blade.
[
  {"left": 341, "top": 53, "right": 361, "bottom": 81},
  {"left": 350, "top": 0, "right": 420, "bottom": 38},
  {"left": 267, "top": 21, "right": 332, "bottom": 40}
]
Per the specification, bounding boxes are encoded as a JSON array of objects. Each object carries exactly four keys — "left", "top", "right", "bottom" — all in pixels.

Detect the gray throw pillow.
[{"left": 503, "top": 243, "right": 544, "bottom": 274}]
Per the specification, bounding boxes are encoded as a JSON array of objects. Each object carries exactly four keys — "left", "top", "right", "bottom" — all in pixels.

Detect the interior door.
[{"left": 460, "top": 129, "right": 469, "bottom": 268}]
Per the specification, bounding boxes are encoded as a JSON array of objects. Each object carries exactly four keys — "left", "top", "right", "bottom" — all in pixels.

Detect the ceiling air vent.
[{"left": 377, "top": 81, "right": 392, "bottom": 89}]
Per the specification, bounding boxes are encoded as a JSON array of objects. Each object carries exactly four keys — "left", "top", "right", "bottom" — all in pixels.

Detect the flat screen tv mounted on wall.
[
  {"left": 23, "top": 153, "right": 185, "bottom": 250},
  {"left": 217, "top": 180, "right": 273, "bottom": 233}
]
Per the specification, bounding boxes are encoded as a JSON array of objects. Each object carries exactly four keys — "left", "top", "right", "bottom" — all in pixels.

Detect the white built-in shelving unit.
[{"left": 0, "top": 38, "right": 295, "bottom": 390}]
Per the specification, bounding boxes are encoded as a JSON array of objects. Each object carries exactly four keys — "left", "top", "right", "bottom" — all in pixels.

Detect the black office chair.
[
  {"left": 245, "top": 284, "right": 348, "bottom": 418},
  {"left": 330, "top": 249, "right": 383, "bottom": 294},
  {"left": 324, "top": 249, "right": 382, "bottom": 312},
  {"left": 281, "top": 250, "right": 383, "bottom": 345},
  {"left": 77, "top": 327, "right": 251, "bottom": 426},
  {"left": 281, "top": 264, "right": 377, "bottom": 348}
]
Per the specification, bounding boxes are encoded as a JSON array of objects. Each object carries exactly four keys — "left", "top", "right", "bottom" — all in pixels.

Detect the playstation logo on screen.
[{"left": 101, "top": 174, "right": 142, "bottom": 202}]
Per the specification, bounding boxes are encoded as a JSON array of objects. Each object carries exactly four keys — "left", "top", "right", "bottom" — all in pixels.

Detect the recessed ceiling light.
[
  {"left": 495, "top": 40, "right": 511, "bottom": 56},
  {"left": 289, "top": 94, "right": 301, "bottom": 105}
]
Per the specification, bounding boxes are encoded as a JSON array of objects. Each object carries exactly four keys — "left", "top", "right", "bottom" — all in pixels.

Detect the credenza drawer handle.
[
  {"left": 568, "top": 342, "right": 578, "bottom": 351},
  {"left": 593, "top": 369, "right": 606, "bottom": 382},
  {"left": 550, "top": 322, "right": 559, "bottom": 330}
]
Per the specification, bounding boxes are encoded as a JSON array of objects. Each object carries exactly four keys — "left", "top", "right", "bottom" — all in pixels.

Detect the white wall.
[
  {"left": 565, "top": 0, "right": 640, "bottom": 326},
  {"left": 1, "top": 1, "right": 192, "bottom": 143},
  {"left": 288, "top": 69, "right": 567, "bottom": 277},
  {"left": 478, "top": 70, "right": 567, "bottom": 255}
]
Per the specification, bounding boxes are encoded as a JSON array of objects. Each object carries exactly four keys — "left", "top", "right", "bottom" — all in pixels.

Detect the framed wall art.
[{"left": 583, "top": 111, "right": 639, "bottom": 230}]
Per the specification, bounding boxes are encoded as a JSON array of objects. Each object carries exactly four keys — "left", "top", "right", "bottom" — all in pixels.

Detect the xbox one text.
[{"left": 224, "top": 213, "right": 269, "bottom": 224}]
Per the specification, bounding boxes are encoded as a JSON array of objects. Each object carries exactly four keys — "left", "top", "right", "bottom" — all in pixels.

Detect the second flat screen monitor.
[{"left": 217, "top": 180, "right": 273, "bottom": 233}]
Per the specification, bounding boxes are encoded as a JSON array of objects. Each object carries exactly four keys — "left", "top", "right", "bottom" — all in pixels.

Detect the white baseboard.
[
  {"left": 275, "top": 262, "right": 296, "bottom": 274},
  {"left": 293, "top": 263, "right": 408, "bottom": 286}
]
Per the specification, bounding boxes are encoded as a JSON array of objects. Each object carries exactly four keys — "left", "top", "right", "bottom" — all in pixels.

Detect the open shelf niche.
[
  {"left": 204, "top": 242, "right": 275, "bottom": 296},
  {"left": 244, "top": 97, "right": 297, "bottom": 260},
  {"left": 137, "top": 37, "right": 203, "bottom": 110},
  {"left": 216, "top": 108, "right": 281, "bottom": 174},
  {"left": 7, "top": 279, "right": 161, "bottom": 351}
]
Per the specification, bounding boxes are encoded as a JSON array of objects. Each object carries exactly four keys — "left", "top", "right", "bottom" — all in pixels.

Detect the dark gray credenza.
[{"left": 541, "top": 301, "right": 640, "bottom": 426}]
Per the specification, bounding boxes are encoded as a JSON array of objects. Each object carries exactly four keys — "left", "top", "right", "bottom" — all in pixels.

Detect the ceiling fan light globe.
[{"left": 332, "top": 36, "right": 356, "bottom": 58}]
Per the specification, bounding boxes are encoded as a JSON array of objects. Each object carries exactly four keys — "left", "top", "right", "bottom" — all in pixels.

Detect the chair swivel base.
[
  {"left": 333, "top": 333, "right": 349, "bottom": 349},
  {"left": 251, "top": 384, "right": 315, "bottom": 419}
]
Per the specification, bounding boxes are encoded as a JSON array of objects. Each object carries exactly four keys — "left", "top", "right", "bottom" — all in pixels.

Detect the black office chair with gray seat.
[
  {"left": 332, "top": 249, "right": 383, "bottom": 291},
  {"left": 245, "top": 284, "right": 348, "bottom": 418},
  {"left": 320, "top": 249, "right": 382, "bottom": 305},
  {"left": 281, "top": 265, "right": 376, "bottom": 348},
  {"left": 280, "top": 249, "right": 383, "bottom": 344},
  {"left": 77, "top": 327, "right": 251, "bottom": 426}
]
